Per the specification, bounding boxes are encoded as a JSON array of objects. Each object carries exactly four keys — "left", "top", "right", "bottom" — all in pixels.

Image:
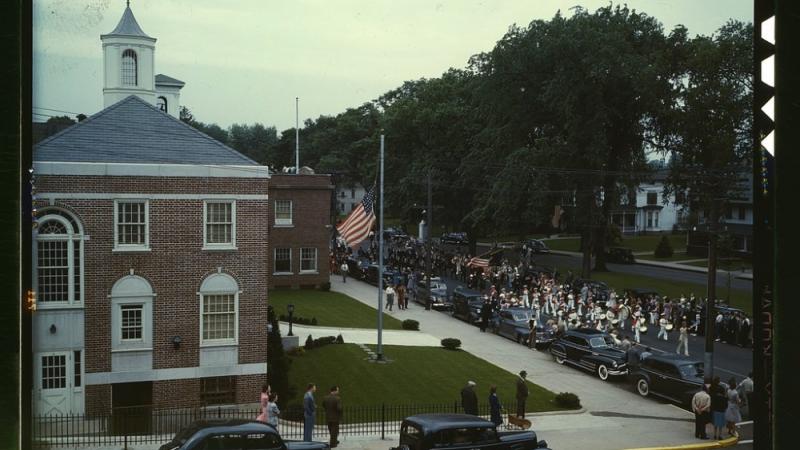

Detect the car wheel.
[
  {"left": 636, "top": 378, "right": 650, "bottom": 397},
  {"left": 554, "top": 355, "right": 566, "bottom": 365},
  {"left": 597, "top": 364, "right": 610, "bottom": 381},
  {"left": 517, "top": 334, "right": 525, "bottom": 344}
]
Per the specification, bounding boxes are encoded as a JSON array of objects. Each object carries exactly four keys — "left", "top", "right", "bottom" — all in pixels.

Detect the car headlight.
[{"left": 612, "top": 361, "right": 618, "bottom": 368}]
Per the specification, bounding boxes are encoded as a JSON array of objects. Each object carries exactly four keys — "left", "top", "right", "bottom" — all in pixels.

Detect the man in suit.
[
  {"left": 322, "top": 386, "right": 343, "bottom": 448},
  {"left": 303, "top": 383, "right": 317, "bottom": 441},
  {"left": 516, "top": 371, "right": 529, "bottom": 418},
  {"left": 460, "top": 381, "right": 478, "bottom": 415}
]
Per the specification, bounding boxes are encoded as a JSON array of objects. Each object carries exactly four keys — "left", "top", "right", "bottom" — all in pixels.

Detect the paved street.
[{"left": 330, "top": 276, "right": 722, "bottom": 450}]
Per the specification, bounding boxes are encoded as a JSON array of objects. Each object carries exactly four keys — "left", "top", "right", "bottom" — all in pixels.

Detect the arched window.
[
  {"left": 110, "top": 275, "right": 154, "bottom": 351},
  {"left": 199, "top": 272, "right": 239, "bottom": 345},
  {"left": 36, "top": 209, "right": 83, "bottom": 305},
  {"left": 157, "top": 96, "right": 168, "bottom": 113},
  {"left": 121, "top": 49, "right": 138, "bottom": 86}
]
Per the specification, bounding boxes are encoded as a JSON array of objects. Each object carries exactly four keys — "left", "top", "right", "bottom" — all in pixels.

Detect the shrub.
[
  {"left": 402, "top": 319, "right": 420, "bottom": 331},
  {"left": 554, "top": 392, "right": 581, "bottom": 409},
  {"left": 654, "top": 235, "right": 674, "bottom": 258},
  {"left": 441, "top": 338, "right": 462, "bottom": 350},
  {"left": 286, "top": 346, "right": 305, "bottom": 357},
  {"left": 313, "top": 336, "right": 337, "bottom": 348},
  {"left": 311, "top": 317, "right": 318, "bottom": 326},
  {"left": 305, "top": 335, "right": 314, "bottom": 349},
  {"left": 279, "top": 315, "right": 320, "bottom": 326},
  {"left": 319, "top": 282, "right": 331, "bottom": 291},
  {"left": 336, "top": 334, "right": 345, "bottom": 344}
]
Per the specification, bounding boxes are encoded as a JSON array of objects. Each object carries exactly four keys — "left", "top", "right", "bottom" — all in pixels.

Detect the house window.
[
  {"left": 202, "top": 294, "right": 236, "bottom": 342},
  {"left": 204, "top": 201, "right": 236, "bottom": 249},
  {"left": 114, "top": 200, "right": 149, "bottom": 250},
  {"left": 301, "top": 248, "right": 318, "bottom": 273},
  {"left": 41, "top": 355, "right": 66, "bottom": 390},
  {"left": 738, "top": 207, "right": 746, "bottom": 220},
  {"left": 274, "top": 248, "right": 292, "bottom": 273},
  {"left": 121, "top": 49, "right": 138, "bottom": 86},
  {"left": 36, "top": 210, "right": 83, "bottom": 305},
  {"left": 120, "top": 304, "right": 144, "bottom": 341},
  {"left": 157, "top": 96, "right": 168, "bottom": 113},
  {"left": 201, "top": 376, "right": 236, "bottom": 405},
  {"left": 646, "top": 192, "right": 658, "bottom": 205},
  {"left": 275, "top": 200, "right": 292, "bottom": 225},
  {"left": 339, "top": 203, "right": 345, "bottom": 213},
  {"left": 73, "top": 351, "right": 81, "bottom": 388},
  {"left": 646, "top": 211, "right": 660, "bottom": 228}
]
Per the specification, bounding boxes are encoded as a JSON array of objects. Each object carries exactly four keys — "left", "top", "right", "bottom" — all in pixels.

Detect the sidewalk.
[{"left": 279, "top": 322, "right": 441, "bottom": 346}]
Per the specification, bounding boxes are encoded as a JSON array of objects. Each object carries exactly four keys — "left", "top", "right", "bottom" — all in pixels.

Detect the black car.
[
  {"left": 415, "top": 277, "right": 452, "bottom": 311},
  {"left": 396, "top": 414, "right": 550, "bottom": 450},
  {"left": 491, "top": 307, "right": 532, "bottom": 344},
  {"left": 571, "top": 279, "right": 610, "bottom": 305},
  {"left": 384, "top": 227, "right": 409, "bottom": 241},
  {"left": 549, "top": 328, "right": 629, "bottom": 381},
  {"left": 605, "top": 247, "right": 635, "bottom": 264},
  {"left": 158, "top": 419, "right": 329, "bottom": 450},
  {"left": 451, "top": 287, "right": 484, "bottom": 324},
  {"left": 346, "top": 257, "right": 369, "bottom": 280},
  {"left": 517, "top": 239, "right": 551, "bottom": 254},
  {"left": 365, "top": 264, "right": 401, "bottom": 287},
  {"left": 630, "top": 354, "right": 705, "bottom": 406},
  {"left": 440, "top": 232, "right": 468, "bottom": 245}
]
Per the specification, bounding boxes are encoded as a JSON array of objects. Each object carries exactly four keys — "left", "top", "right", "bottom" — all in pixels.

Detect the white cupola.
[{"left": 101, "top": 2, "right": 157, "bottom": 108}]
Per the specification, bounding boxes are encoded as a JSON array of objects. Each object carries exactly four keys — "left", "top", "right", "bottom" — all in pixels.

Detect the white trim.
[
  {"left": 199, "top": 277, "right": 239, "bottom": 346},
  {"left": 273, "top": 247, "right": 292, "bottom": 274},
  {"left": 300, "top": 247, "right": 318, "bottom": 273},
  {"left": 33, "top": 161, "right": 271, "bottom": 178},
  {"left": 84, "top": 362, "right": 267, "bottom": 385},
  {"left": 272, "top": 272, "right": 294, "bottom": 276},
  {"left": 40, "top": 193, "right": 269, "bottom": 201},
  {"left": 274, "top": 200, "right": 293, "bottom": 225},
  {"left": 113, "top": 199, "right": 150, "bottom": 251},
  {"left": 203, "top": 200, "right": 237, "bottom": 249}
]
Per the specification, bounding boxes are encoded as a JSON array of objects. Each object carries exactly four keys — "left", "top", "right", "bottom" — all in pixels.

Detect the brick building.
[
  {"left": 269, "top": 174, "right": 334, "bottom": 289},
  {"left": 31, "top": 5, "right": 270, "bottom": 416}
]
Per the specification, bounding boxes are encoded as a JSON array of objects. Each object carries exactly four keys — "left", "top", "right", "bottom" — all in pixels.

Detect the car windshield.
[
  {"left": 512, "top": 312, "right": 530, "bottom": 321},
  {"left": 678, "top": 363, "right": 704, "bottom": 378},
  {"left": 589, "top": 336, "right": 614, "bottom": 348}
]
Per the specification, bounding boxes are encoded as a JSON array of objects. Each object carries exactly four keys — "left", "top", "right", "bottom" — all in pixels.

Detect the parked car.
[
  {"left": 516, "top": 239, "right": 551, "bottom": 254},
  {"left": 549, "top": 328, "right": 629, "bottom": 381},
  {"left": 605, "top": 247, "right": 635, "bottom": 264},
  {"left": 440, "top": 232, "right": 468, "bottom": 245},
  {"left": 384, "top": 227, "right": 409, "bottom": 241},
  {"left": 451, "top": 287, "right": 484, "bottom": 324},
  {"left": 395, "top": 414, "right": 550, "bottom": 450},
  {"left": 346, "top": 257, "right": 369, "bottom": 280},
  {"left": 571, "top": 279, "right": 610, "bottom": 305},
  {"left": 158, "top": 419, "right": 329, "bottom": 450},
  {"left": 630, "top": 354, "right": 705, "bottom": 407},
  {"left": 491, "top": 307, "right": 532, "bottom": 344},
  {"left": 365, "top": 264, "right": 401, "bottom": 287},
  {"left": 415, "top": 277, "right": 452, "bottom": 311}
]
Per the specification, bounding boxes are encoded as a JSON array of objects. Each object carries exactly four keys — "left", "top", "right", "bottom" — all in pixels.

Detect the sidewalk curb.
[
  {"left": 622, "top": 436, "right": 738, "bottom": 450},
  {"left": 527, "top": 407, "right": 586, "bottom": 416}
]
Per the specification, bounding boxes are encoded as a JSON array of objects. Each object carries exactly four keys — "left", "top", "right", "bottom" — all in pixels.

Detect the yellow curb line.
[{"left": 623, "top": 436, "right": 738, "bottom": 450}]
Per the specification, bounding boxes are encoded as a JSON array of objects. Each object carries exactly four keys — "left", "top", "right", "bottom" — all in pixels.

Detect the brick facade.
[{"left": 269, "top": 174, "right": 333, "bottom": 289}]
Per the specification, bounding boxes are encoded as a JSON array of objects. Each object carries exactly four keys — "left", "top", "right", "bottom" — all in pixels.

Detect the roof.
[
  {"left": 102, "top": 6, "right": 154, "bottom": 40},
  {"left": 646, "top": 353, "right": 702, "bottom": 365},
  {"left": 155, "top": 74, "right": 186, "bottom": 87},
  {"left": 34, "top": 95, "right": 260, "bottom": 166},
  {"left": 568, "top": 328, "right": 606, "bottom": 336},
  {"left": 403, "top": 414, "right": 494, "bottom": 433}
]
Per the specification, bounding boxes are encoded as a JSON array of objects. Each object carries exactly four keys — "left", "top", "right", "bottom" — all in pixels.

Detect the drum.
[
  {"left": 639, "top": 325, "right": 648, "bottom": 334},
  {"left": 665, "top": 322, "right": 675, "bottom": 332},
  {"left": 638, "top": 317, "right": 646, "bottom": 325}
]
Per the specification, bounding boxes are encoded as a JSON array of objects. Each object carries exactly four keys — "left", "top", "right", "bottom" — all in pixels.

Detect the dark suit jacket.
[
  {"left": 516, "top": 377, "right": 529, "bottom": 400},
  {"left": 322, "top": 393, "right": 343, "bottom": 423},
  {"left": 460, "top": 386, "right": 479, "bottom": 414}
]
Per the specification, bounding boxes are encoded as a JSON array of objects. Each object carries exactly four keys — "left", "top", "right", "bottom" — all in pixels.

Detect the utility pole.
[
  {"left": 426, "top": 170, "right": 433, "bottom": 311},
  {"left": 376, "top": 134, "right": 385, "bottom": 360},
  {"left": 704, "top": 198, "right": 720, "bottom": 382}
]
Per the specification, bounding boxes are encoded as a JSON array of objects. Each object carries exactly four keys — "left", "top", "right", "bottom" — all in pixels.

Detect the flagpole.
[
  {"left": 377, "top": 134, "right": 385, "bottom": 361},
  {"left": 295, "top": 97, "right": 300, "bottom": 174}
]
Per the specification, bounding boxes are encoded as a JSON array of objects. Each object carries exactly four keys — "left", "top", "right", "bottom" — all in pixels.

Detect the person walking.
[
  {"left": 658, "top": 316, "right": 669, "bottom": 341},
  {"left": 396, "top": 283, "right": 407, "bottom": 310},
  {"left": 303, "top": 383, "right": 317, "bottom": 442},
  {"left": 692, "top": 385, "right": 711, "bottom": 439},
  {"left": 737, "top": 372, "right": 754, "bottom": 419},
  {"left": 515, "top": 371, "right": 529, "bottom": 419},
  {"left": 725, "top": 378, "right": 742, "bottom": 437},
  {"left": 460, "top": 381, "right": 479, "bottom": 415},
  {"left": 480, "top": 299, "right": 492, "bottom": 333},
  {"left": 528, "top": 318, "right": 537, "bottom": 350},
  {"left": 677, "top": 321, "right": 690, "bottom": 356},
  {"left": 267, "top": 393, "right": 280, "bottom": 431},
  {"left": 385, "top": 284, "right": 395, "bottom": 311},
  {"left": 256, "top": 384, "right": 270, "bottom": 422},
  {"left": 489, "top": 385, "right": 503, "bottom": 427},
  {"left": 340, "top": 261, "right": 349, "bottom": 283},
  {"left": 710, "top": 377, "right": 727, "bottom": 440},
  {"left": 322, "top": 386, "right": 343, "bottom": 448}
]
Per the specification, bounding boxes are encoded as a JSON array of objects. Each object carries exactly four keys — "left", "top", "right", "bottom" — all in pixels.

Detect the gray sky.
[{"left": 33, "top": 0, "right": 752, "bottom": 132}]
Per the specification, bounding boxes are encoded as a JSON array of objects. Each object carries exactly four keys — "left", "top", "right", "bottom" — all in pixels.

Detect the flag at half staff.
[{"left": 336, "top": 184, "right": 376, "bottom": 248}]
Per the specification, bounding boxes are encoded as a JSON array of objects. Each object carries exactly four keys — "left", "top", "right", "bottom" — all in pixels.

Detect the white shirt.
[{"left": 385, "top": 287, "right": 395, "bottom": 296}]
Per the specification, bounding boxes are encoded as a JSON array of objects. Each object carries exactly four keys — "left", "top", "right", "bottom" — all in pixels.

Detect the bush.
[
  {"left": 279, "top": 315, "right": 320, "bottom": 326},
  {"left": 286, "top": 346, "right": 305, "bottom": 357},
  {"left": 305, "top": 335, "right": 314, "bottom": 350},
  {"left": 313, "top": 336, "right": 337, "bottom": 348},
  {"left": 311, "top": 317, "right": 318, "bottom": 326},
  {"left": 336, "top": 334, "right": 345, "bottom": 344},
  {"left": 654, "top": 235, "right": 674, "bottom": 258},
  {"left": 319, "top": 282, "right": 331, "bottom": 291},
  {"left": 402, "top": 319, "right": 420, "bottom": 331},
  {"left": 441, "top": 338, "right": 462, "bottom": 350},
  {"left": 554, "top": 392, "right": 581, "bottom": 409}
]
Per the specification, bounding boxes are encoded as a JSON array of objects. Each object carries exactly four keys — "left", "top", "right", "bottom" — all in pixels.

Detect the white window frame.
[
  {"left": 273, "top": 247, "right": 293, "bottom": 275},
  {"left": 274, "top": 200, "right": 293, "bottom": 226},
  {"left": 203, "top": 200, "right": 237, "bottom": 250},
  {"left": 110, "top": 275, "right": 154, "bottom": 352},
  {"left": 300, "top": 247, "right": 318, "bottom": 274},
  {"left": 113, "top": 200, "right": 150, "bottom": 252},
  {"left": 120, "top": 304, "right": 145, "bottom": 343},
  {"left": 199, "top": 273, "right": 240, "bottom": 347},
  {"left": 36, "top": 212, "right": 84, "bottom": 308}
]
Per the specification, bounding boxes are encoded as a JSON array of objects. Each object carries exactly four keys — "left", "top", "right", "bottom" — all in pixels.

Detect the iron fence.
[{"left": 33, "top": 399, "right": 529, "bottom": 448}]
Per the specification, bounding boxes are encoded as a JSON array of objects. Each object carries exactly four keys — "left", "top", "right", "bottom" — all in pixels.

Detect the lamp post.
[{"left": 287, "top": 304, "right": 295, "bottom": 337}]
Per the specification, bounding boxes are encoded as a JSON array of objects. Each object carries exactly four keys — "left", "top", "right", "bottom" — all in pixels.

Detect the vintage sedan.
[
  {"left": 490, "top": 308, "right": 555, "bottom": 348},
  {"left": 440, "top": 232, "right": 469, "bottom": 245},
  {"left": 395, "top": 414, "right": 550, "bottom": 450},
  {"left": 630, "top": 354, "right": 705, "bottom": 406},
  {"left": 549, "top": 328, "right": 629, "bottom": 381},
  {"left": 517, "top": 239, "right": 551, "bottom": 254},
  {"left": 158, "top": 419, "right": 329, "bottom": 450},
  {"left": 451, "top": 287, "right": 484, "bottom": 324},
  {"left": 415, "top": 277, "right": 452, "bottom": 310}
]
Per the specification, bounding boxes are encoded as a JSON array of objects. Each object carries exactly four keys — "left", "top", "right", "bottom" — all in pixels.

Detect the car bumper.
[{"left": 608, "top": 367, "right": 629, "bottom": 376}]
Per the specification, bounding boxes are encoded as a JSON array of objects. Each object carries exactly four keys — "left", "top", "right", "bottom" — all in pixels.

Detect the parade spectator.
[
  {"left": 737, "top": 372, "right": 754, "bottom": 419},
  {"left": 323, "top": 386, "right": 343, "bottom": 448},
  {"left": 710, "top": 377, "right": 727, "bottom": 441},
  {"left": 725, "top": 378, "right": 742, "bottom": 437},
  {"left": 692, "top": 385, "right": 711, "bottom": 439},
  {"left": 515, "top": 371, "right": 529, "bottom": 419},
  {"left": 461, "top": 381, "right": 478, "bottom": 415},
  {"left": 340, "top": 261, "right": 349, "bottom": 283},
  {"left": 303, "top": 383, "right": 317, "bottom": 442},
  {"left": 489, "top": 385, "right": 503, "bottom": 426},
  {"left": 267, "top": 393, "right": 280, "bottom": 431},
  {"left": 385, "top": 284, "right": 395, "bottom": 311}
]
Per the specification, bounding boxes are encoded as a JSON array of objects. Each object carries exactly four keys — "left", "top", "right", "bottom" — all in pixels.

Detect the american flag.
[
  {"left": 336, "top": 185, "right": 376, "bottom": 248},
  {"left": 467, "top": 257, "right": 490, "bottom": 268}
]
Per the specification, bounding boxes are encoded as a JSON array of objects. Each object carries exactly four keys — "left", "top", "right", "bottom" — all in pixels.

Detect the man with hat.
[
  {"left": 515, "top": 371, "right": 529, "bottom": 419},
  {"left": 460, "top": 381, "right": 479, "bottom": 415}
]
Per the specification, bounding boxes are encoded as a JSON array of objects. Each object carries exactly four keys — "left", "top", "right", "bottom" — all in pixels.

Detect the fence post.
[
  {"left": 123, "top": 414, "right": 128, "bottom": 450},
  {"left": 381, "top": 403, "right": 385, "bottom": 440}
]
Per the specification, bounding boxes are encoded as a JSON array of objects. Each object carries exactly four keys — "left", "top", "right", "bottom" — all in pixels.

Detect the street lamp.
[{"left": 287, "top": 304, "right": 295, "bottom": 337}]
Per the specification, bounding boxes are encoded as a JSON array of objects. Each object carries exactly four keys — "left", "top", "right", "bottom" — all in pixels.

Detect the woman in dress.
[
  {"left": 267, "top": 393, "right": 280, "bottom": 431},
  {"left": 489, "top": 385, "right": 503, "bottom": 427},
  {"left": 256, "top": 384, "right": 270, "bottom": 422},
  {"left": 725, "top": 378, "right": 742, "bottom": 437},
  {"left": 710, "top": 377, "right": 727, "bottom": 440}
]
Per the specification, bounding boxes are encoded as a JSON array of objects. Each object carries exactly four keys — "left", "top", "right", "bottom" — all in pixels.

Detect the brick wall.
[
  {"left": 269, "top": 174, "right": 332, "bottom": 289},
  {"left": 152, "top": 378, "right": 202, "bottom": 410},
  {"left": 85, "top": 384, "right": 111, "bottom": 416}
]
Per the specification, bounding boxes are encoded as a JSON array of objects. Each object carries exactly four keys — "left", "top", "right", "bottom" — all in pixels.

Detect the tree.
[
  {"left": 33, "top": 115, "right": 76, "bottom": 144},
  {"left": 266, "top": 306, "right": 292, "bottom": 408}
]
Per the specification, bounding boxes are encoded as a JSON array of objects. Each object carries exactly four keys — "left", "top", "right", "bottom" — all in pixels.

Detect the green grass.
[
  {"left": 542, "top": 234, "right": 688, "bottom": 254},
  {"left": 543, "top": 238, "right": 581, "bottom": 252},
  {"left": 683, "top": 259, "right": 752, "bottom": 271},
  {"left": 270, "top": 289, "right": 404, "bottom": 330},
  {"left": 285, "top": 344, "right": 572, "bottom": 417}
]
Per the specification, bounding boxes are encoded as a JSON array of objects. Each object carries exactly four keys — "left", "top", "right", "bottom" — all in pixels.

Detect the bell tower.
[{"left": 101, "top": 2, "right": 157, "bottom": 108}]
